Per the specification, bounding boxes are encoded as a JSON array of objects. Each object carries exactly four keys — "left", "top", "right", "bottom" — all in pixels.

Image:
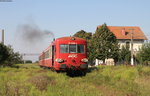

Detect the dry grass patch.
[{"left": 28, "top": 74, "right": 56, "bottom": 91}]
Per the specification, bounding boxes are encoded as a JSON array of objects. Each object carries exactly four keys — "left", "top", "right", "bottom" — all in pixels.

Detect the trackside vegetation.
[{"left": 0, "top": 64, "right": 150, "bottom": 96}]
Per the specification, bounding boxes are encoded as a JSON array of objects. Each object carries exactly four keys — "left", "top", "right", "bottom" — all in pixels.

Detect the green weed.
[{"left": 0, "top": 64, "right": 150, "bottom": 96}]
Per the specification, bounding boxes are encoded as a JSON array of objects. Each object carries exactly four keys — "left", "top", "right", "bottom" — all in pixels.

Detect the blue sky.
[{"left": 0, "top": 0, "right": 150, "bottom": 61}]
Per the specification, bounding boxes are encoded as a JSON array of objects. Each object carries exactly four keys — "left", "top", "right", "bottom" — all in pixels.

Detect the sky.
[{"left": 0, "top": 0, "right": 150, "bottom": 62}]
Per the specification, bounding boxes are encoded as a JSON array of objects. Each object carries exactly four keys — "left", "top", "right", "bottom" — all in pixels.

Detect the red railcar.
[{"left": 39, "top": 37, "right": 88, "bottom": 71}]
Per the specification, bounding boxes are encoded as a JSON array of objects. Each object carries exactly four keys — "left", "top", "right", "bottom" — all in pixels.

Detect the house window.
[{"left": 126, "top": 41, "right": 130, "bottom": 49}]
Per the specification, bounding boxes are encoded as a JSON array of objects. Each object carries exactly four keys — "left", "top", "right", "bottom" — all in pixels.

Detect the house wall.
[{"left": 118, "top": 39, "right": 144, "bottom": 54}]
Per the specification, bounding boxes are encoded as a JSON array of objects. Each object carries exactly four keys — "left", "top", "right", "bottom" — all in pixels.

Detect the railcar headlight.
[
  {"left": 81, "top": 58, "right": 88, "bottom": 63},
  {"left": 55, "top": 58, "right": 64, "bottom": 63}
]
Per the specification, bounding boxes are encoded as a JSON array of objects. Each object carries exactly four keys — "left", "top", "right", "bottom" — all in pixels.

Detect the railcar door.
[
  {"left": 42, "top": 52, "right": 45, "bottom": 66},
  {"left": 52, "top": 45, "right": 55, "bottom": 66}
]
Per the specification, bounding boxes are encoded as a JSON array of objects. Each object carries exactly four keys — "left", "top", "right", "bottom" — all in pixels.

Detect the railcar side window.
[
  {"left": 45, "top": 50, "right": 49, "bottom": 59},
  {"left": 39, "top": 56, "right": 41, "bottom": 60},
  {"left": 60, "top": 45, "right": 69, "bottom": 53},
  {"left": 77, "top": 45, "right": 84, "bottom": 53}
]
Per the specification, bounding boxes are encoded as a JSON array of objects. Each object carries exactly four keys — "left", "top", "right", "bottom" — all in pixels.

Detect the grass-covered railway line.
[{"left": 0, "top": 64, "right": 150, "bottom": 96}]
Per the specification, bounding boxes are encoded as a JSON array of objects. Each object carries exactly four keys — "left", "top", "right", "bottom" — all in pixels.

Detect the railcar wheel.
[{"left": 81, "top": 71, "right": 87, "bottom": 76}]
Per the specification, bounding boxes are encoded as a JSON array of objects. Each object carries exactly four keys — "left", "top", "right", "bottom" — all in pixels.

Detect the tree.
[
  {"left": 73, "top": 30, "right": 92, "bottom": 41},
  {"left": 0, "top": 43, "right": 9, "bottom": 65},
  {"left": 73, "top": 30, "right": 92, "bottom": 59},
  {"left": 91, "top": 23, "right": 119, "bottom": 62},
  {"left": 0, "top": 43, "right": 23, "bottom": 67},
  {"left": 136, "top": 42, "right": 150, "bottom": 65}
]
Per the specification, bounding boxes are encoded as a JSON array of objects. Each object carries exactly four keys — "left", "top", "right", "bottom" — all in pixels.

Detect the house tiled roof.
[{"left": 97, "top": 26, "right": 147, "bottom": 40}]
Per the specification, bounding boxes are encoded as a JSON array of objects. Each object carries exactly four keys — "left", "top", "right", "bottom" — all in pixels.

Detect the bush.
[
  {"left": 25, "top": 60, "right": 32, "bottom": 63},
  {"left": 136, "top": 42, "right": 150, "bottom": 65}
]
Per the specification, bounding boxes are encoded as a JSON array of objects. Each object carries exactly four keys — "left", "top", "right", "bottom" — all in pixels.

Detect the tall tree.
[{"left": 91, "top": 23, "right": 119, "bottom": 62}]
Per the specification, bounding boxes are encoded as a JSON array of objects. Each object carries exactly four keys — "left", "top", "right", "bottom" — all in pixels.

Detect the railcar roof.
[
  {"left": 56, "top": 36, "right": 86, "bottom": 41},
  {"left": 39, "top": 42, "right": 54, "bottom": 56}
]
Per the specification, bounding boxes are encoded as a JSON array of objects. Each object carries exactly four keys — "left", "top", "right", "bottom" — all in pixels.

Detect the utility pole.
[
  {"left": 1, "top": 29, "right": 4, "bottom": 44},
  {"left": 21, "top": 53, "right": 26, "bottom": 64},
  {"left": 130, "top": 28, "right": 134, "bottom": 66}
]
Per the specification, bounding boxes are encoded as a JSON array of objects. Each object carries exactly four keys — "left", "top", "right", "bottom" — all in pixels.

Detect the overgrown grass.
[{"left": 0, "top": 64, "right": 150, "bottom": 96}]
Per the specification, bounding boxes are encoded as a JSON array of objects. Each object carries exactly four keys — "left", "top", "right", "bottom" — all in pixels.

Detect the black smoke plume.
[{"left": 17, "top": 23, "right": 54, "bottom": 43}]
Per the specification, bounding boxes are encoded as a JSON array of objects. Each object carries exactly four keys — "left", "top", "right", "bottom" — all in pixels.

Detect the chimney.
[
  {"left": 2, "top": 29, "right": 4, "bottom": 44},
  {"left": 121, "top": 28, "right": 126, "bottom": 36}
]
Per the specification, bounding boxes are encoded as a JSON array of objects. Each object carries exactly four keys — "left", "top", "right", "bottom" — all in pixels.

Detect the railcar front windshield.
[{"left": 60, "top": 44, "right": 84, "bottom": 53}]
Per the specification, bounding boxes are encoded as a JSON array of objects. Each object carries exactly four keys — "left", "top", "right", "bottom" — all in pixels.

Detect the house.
[{"left": 97, "top": 26, "right": 148, "bottom": 54}]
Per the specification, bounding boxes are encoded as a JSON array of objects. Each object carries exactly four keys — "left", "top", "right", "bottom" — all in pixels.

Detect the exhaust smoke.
[{"left": 17, "top": 23, "right": 54, "bottom": 43}]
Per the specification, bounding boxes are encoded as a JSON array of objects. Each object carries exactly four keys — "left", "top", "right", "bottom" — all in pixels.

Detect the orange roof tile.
[{"left": 97, "top": 26, "right": 147, "bottom": 40}]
